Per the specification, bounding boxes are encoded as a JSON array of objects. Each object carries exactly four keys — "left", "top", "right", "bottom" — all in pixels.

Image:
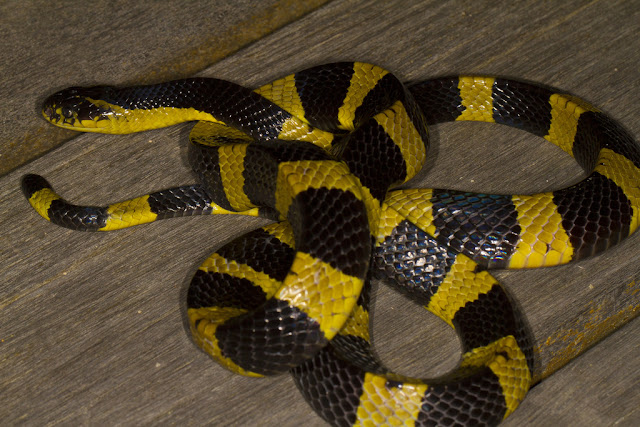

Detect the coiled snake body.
[{"left": 22, "top": 62, "right": 640, "bottom": 425}]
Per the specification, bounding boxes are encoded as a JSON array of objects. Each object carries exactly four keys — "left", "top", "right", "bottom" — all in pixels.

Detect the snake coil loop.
[{"left": 22, "top": 62, "right": 640, "bottom": 426}]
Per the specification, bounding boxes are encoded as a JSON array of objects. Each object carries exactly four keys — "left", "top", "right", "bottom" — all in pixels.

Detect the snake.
[{"left": 21, "top": 62, "right": 640, "bottom": 426}]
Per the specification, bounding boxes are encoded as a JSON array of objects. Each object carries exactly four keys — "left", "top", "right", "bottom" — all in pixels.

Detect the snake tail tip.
[{"left": 21, "top": 173, "right": 53, "bottom": 198}]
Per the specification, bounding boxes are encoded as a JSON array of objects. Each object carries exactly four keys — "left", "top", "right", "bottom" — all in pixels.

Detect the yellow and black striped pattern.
[{"left": 22, "top": 63, "right": 640, "bottom": 426}]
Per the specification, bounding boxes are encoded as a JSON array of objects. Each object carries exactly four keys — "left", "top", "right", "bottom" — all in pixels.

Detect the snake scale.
[{"left": 22, "top": 62, "right": 640, "bottom": 426}]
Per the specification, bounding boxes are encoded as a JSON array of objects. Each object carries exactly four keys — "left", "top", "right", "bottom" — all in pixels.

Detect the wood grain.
[{"left": 1, "top": 0, "right": 638, "bottom": 425}]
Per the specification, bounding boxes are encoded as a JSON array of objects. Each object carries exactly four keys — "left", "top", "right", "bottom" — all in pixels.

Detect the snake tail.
[{"left": 20, "top": 174, "right": 259, "bottom": 231}]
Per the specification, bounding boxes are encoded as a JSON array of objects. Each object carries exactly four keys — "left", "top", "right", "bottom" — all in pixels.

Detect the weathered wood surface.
[
  {"left": 1, "top": 0, "right": 639, "bottom": 425},
  {"left": 502, "top": 317, "right": 640, "bottom": 426}
]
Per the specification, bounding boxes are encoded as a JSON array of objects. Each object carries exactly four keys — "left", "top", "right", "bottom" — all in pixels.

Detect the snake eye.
[{"left": 61, "top": 106, "right": 74, "bottom": 119}]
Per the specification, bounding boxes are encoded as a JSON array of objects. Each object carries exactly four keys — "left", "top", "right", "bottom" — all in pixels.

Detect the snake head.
[{"left": 42, "top": 86, "right": 120, "bottom": 132}]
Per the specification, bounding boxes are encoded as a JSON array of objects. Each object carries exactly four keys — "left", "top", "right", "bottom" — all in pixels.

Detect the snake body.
[{"left": 22, "top": 62, "right": 640, "bottom": 425}]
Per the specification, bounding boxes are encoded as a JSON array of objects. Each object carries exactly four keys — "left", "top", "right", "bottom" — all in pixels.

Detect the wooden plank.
[
  {"left": 503, "top": 316, "right": 640, "bottom": 426},
  {"left": 0, "top": 0, "right": 330, "bottom": 176},
  {"left": 1, "top": 0, "right": 638, "bottom": 425}
]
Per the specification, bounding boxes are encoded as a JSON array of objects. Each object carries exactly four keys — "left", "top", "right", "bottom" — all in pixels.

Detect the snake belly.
[{"left": 22, "top": 63, "right": 640, "bottom": 426}]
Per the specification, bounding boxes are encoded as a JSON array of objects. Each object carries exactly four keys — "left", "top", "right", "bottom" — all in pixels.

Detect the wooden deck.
[{"left": 1, "top": 1, "right": 638, "bottom": 425}]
